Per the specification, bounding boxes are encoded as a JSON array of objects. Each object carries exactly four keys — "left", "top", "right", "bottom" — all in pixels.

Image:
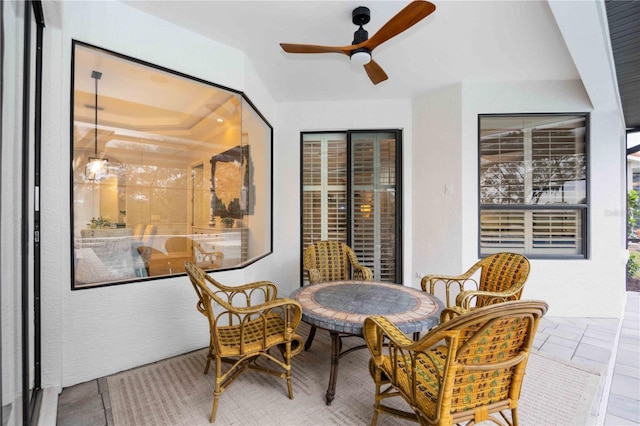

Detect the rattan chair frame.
[
  {"left": 184, "top": 262, "right": 303, "bottom": 423},
  {"left": 364, "top": 300, "right": 548, "bottom": 426},
  {"left": 421, "top": 252, "right": 530, "bottom": 311}
]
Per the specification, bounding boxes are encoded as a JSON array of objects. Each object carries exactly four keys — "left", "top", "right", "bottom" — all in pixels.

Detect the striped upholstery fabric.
[
  {"left": 364, "top": 300, "right": 547, "bottom": 426},
  {"left": 421, "top": 252, "right": 530, "bottom": 311},
  {"left": 477, "top": 253, "right": 529, "bottom": 298},
  {"left": 184, "top": 262, "right": 304, "bottom": 423}
]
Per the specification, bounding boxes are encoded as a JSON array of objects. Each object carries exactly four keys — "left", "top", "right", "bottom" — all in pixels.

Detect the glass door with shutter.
[
  {"left": 301, "top": 130, "right": 402, "bottom": 284},
  {"left": 301, "top": 133, "right": 348, "bottom": 250}
]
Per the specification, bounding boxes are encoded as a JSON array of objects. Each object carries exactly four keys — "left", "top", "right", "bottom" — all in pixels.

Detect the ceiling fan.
[{"left": 280, "top": 0, "right": 436, "bottom": 85}]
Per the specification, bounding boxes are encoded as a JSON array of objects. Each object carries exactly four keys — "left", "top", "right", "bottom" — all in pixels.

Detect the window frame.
[
  {"left": 70, "top": 40, "right": 273, "bottom": 289},
  {"left": 477, "top": 113, "right": 589, "bottom": 260},
  {"left": 299, "top": 129, "right": 403, "bottom": 284}
]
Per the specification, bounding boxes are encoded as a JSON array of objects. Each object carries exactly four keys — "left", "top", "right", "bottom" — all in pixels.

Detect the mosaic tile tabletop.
[{"left": 290, "top": 280, "right": 444, "bottom": 335}]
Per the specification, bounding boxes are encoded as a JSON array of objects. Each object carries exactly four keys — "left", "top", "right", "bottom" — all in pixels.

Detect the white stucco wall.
[
  {"left": 411, "top": 84, "right": 464, "bottom": 284},
  {"left": 412, "top": 80, "right": 627, "bottom": 317},
  {"left": 2, "top": 2, "right": 27, "bottom": 422},
  {"left": 39, "top": 1, "right": 280, "bottom": 388}
]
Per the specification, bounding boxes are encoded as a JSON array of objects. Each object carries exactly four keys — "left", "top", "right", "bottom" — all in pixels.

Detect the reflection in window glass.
[
  {"left": 71, "top": 42, "right": 272, "bottom": 288},
  {"left": 479, "top": 114, "right": 587, "bottom": 258}
]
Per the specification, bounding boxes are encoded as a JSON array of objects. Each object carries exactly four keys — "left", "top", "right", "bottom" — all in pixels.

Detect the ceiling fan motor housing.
[
  {"left": 352, "top": 6, "right": 370, "bottom": 44},
  {"left": 352, "top": 6, "right": 370, "bottom": 26}
]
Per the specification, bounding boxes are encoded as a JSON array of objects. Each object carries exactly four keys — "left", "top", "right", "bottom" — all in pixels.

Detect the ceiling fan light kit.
[
  {"left": 280, "top": 0, "right": 436, "bottom": 85},
  {"left": 351, "top": 49, "right": 372, "bottom": 66}
]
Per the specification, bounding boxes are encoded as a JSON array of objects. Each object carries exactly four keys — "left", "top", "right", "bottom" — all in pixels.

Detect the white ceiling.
[{"left": 122, "top": 0, "right": 581, "bottom": 103}]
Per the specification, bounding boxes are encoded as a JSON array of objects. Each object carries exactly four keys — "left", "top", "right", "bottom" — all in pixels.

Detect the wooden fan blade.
[
  {"left": 363, "top": 0, "right": 435, "bottom": 51},
  {"left": 280, "top": 43, "right": 352, "bottom": 56},
  {"left": 364, "top": 60, "right": 388, "bottom": 85}
]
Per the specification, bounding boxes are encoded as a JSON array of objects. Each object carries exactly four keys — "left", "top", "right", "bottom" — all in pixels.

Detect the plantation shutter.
[
  {"left": 480, "top": 210, "right": 526, "bottom": 251},
  {"left": 301, "top": 134, "right": 347, "bottom": 250},
  {"left": 351, "top": 132, "right": 397, "bottom": 282},
  {"left": 532, "top": 210, "right": 582, "bottom": 252}
]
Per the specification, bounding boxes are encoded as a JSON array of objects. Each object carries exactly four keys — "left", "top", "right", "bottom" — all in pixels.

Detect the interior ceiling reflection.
[{"left": 74, "top": 44, "right": 242, "bottom": 166}]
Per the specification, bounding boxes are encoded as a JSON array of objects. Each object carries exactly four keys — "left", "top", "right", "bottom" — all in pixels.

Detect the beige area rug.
[{"left": 107, "top": 323, "right": 601, "bottom": 425}]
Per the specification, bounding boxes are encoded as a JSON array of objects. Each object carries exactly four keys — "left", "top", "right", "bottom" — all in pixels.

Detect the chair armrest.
[
  {"left": 226, "top": 297, "right": 301, "bottom": 319},
  {"left": 346, "top": 249, "right": 373, "bottom": 281},
  {"left": 455, "top": 289, "right": 521, "bottom": 310},
  {"left": 439, "top": 306, "right": 466, "bottom": 322},
  {"left": 352, "top": 264, "right": 373, "bottom": 281},
  {"left": 364, "top": 315, "right": 414, "bottom": 362},
  {"left": 364, "top": 315, "right": 453, "bottom": 358},
  {"left": 305, "top": 268, "right": 322, "bottom": 284},
  {"left": 421, "top": 273, "right": 479, "bottom": 308}
]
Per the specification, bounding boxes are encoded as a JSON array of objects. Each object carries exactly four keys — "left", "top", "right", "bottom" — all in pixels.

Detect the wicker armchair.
[
  {"left": 303, "top": 240, "right": 373, "bottom": 284},
  {"left": 421, "top": 252, "right": 530, "bottom": 312},
  {"left": 302, "top": 240, "right": 373, "bottom": 349},
  {"left": 184, "top": 262, "right": 304, "bottom": 423},
  {"left": 364, "top": 300, "right": 548, "bottom": 426}
]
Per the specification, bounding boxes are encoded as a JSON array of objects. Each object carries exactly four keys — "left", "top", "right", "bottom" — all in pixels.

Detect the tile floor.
[
  {"left": 533, "top": 291, "right": 640, "bottom": 425},
  {"left": 55, "top": 292, "right": 640, "bottom": 426}
]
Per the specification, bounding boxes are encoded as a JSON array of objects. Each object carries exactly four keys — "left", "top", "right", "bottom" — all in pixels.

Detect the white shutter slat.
[
  {"left": 532, "top": 210, "right": 581, "bottom": 251},
  {"left": 480, "top": 210, "right": 525, "bottom": 249}
]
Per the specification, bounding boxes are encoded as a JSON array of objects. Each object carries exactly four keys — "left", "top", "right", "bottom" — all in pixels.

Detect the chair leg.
[
  {"left": 284, "top": 343, "right": 294, "bottom": 400},
  {"left": 286, "top": 364, "right": 294, "bottom": 400},
  {"left": 204, "top": 345, "right": 213, "bottom": 374},
  {"left": 210, "top": 358, "right": 222, "bottom": 423},
  {"left": 511, "top": 407, "right": 519, "bottom": 426},
  {"left": 371, "top": 409, "right": 379, "bottom": 426},
  {"left": 371, "top": 368, "right": 381, "bottom": 426},
  {"left": 304, "top": 325, "right": 317, "bottom": 351}
]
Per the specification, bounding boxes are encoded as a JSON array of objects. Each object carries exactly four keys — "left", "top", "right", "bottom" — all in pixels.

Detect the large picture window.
[
  {"left": 479, "top": 114, "right": 588, "bottom": 258},
  {"left": 71, "top": 41, "right": 272, "bottom": 288}
]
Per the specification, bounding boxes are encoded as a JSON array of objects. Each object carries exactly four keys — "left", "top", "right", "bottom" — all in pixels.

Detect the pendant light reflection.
[{"left": 85, "top": 70, "right": 108, "bottom": 181}]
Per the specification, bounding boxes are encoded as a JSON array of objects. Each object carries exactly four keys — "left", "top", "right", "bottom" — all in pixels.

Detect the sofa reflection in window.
[{"left": 75, "top": 231, "right": 147, "bottom": 286}]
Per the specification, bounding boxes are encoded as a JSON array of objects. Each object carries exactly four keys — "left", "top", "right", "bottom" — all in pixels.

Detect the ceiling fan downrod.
[{"left": 352, "top": 6, "right": 370, "bottom": 44}]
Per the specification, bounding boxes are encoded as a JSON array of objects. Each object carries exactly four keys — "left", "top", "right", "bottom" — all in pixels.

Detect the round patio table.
[{"left": 290, "top": 280, "right": 443, "bottom": 405}]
